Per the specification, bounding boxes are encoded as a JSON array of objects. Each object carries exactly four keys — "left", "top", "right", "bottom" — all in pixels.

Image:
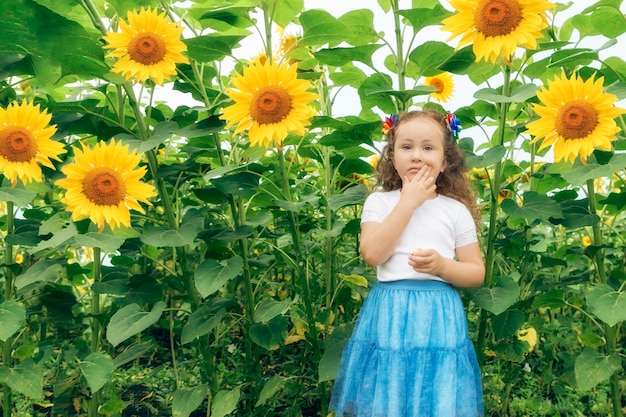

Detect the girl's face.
[{"left": 391, "top": 117, "right": 446, "bottom": 181}]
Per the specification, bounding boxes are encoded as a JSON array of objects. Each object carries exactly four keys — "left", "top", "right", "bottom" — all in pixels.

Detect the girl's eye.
[{"left": 424, "top": 146, "right": 432, "bottom": 151}]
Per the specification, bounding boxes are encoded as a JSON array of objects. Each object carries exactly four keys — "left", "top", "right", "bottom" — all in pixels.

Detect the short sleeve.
[
  {"left": 455, "top": 207, "right": 478, "bottom": 248},
  {"left": 361, "top": 192, "right": 387, "bottom": 223}
]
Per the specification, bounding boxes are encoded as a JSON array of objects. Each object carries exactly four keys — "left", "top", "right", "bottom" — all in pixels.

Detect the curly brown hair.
[{"left": 375, "top": 109, "right": 481, "bottom": 226}]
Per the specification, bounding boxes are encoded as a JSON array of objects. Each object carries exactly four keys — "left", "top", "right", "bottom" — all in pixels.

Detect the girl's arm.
[
  {"left": 408, "top": 242, "right": 485, "bottom": 288},
  {"left": 360, "top": 167, "right": 437, "bottom": 266}
]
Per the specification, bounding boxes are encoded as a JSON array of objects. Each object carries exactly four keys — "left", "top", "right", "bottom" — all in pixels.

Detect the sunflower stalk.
[
  {"left": 277, "top": 149, "right": 328, "bottom": 415},
  {"left": 88, "top": 246, "right": 102, "bottom": 417},
  {"left": 2, "top": 201, "right": 15, "bottom": 417},
  {"left": 586, "top": 179, "right": 623, "bottom": 417},
  {"left": 476, "top": 64, "right": 512, "bottom": 364}
]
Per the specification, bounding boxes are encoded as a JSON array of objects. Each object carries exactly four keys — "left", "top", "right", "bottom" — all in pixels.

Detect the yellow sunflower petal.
[
  {"left": 56, "top": 139, "right": 157, "bottom": 231},
  {"left": 0, "top": 100, "right": 65, "bottom": 186},
  {"left": 442, "top": 0, "right": 554, "bottom": 63},
  {"left": 220, "top": 60, "right": 319, "bottom": 149},
  {"left": 103, "top": 7, "right": 189, "bottom": 85},
  {"left": 526, "top": 72, "right": 626, "bottom": 163}
]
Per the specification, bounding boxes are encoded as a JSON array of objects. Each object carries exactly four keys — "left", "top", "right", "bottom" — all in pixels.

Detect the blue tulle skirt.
[{"left": 330, "top": 279, "right": 484, "bottom": 417}]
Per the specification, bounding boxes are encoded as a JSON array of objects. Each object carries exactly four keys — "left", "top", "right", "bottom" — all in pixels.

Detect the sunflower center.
[
  {"left": 129, "top": 33, "right": 166, "bottom": 65},
  {"left": 474, "top": 0, "right": 522, "bottom": 37},
  {"left": 0, "top": 127, "right": 38, "bottom": 162},
  {"left": 555, "top": 100, "right": 599, "bottom": 140},
  {"left": 82, "top": 168, "right": 127, "bottom": 206},
  {"left": 430, "top": 79, "right": 445, "bottom": 93},
  {"left": 249, "top": 86, "right": 293, "bottom": 125}
]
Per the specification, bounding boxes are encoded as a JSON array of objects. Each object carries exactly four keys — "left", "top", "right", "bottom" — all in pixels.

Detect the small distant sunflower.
[
  {"left": 55, "top": 140, "right": 157, "bottom": 231},
  {"left": 103, "top": 7, "right": 189, "bottom": 85},
  {"left": 526, "top": 73, "right": 625, "bottom": 164},
  {"left": 441, "top": 0, "right": 553, "bottom": 63},
  {"left": 424, "top": 73, "right": 455, "bottom": 103},
  {"left": 221, "top": 60, "right": 319, "bottom": 148},
  {"left": 0, "top": 101, "right": 65, "bottom": 186}
]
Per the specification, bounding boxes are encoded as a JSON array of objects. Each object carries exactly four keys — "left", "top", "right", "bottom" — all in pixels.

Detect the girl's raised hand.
[{"left": 400, "top": 166, "right": 437, "bottom": 210}]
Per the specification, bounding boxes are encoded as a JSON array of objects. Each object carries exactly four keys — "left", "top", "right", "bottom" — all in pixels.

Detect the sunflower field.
[{"left": 0, "top": 0, "right": 625, "bottom": 416}]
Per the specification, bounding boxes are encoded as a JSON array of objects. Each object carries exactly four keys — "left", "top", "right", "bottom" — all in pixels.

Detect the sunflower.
[
  {"left": 220, "top": 59, "right": 319, "bottom": 148},
  {"left": 424, "top": 73, "right": 455, "bottom": 103},
  {"left": 441, "top": 0, "right": 553, "bottom": 63},
  {"left": 526, "top": 73, "right": 625, "bottom": 164},
  {"left": 103, "top": 7, "right": 189, "bottom": 85},
  {"left": 0, "top": 101, "right": 65, "bottom": 186},
  {"left": 55, "top": 140, "right": 157, "bottom": 231}
]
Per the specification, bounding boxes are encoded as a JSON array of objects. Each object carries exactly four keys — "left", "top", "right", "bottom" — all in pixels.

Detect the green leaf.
[
  {"left": 328, "top": 184, "right": 368, "bottom": 210},
  {"left": 314, "top": 44, "right": 383, "bottom": 67},
  {"left": 339, "top": 273, "right": 369, "bottom": 288},
  {"left": 181, "top": 307, "right": 226, "bottom": 345},
  {"left": 270, "top": 0, "right": 303, "bottom": 28},
  {"left": 211, "top": 172, "right": 260, "bottom": 197},
  {"left": 249, "top": 316, "right": 288, "bottom": 350},
  {"left": 299, "top": 9, "right": 353, "bottom": 47},
  {"left": 74, "top": 231, "right": 126, "bottom": 254},
  {"left": 562, "top": 153, "right": 626, "bottom": 185},
  {"left": 589, "top": 7, "right": 626, "bottom": 38},
  {"left": 106, "top": 301, "right": 166, "bottom": 347},
  {"left": 397, "top": 5, "right": 453, "bottom": 33},
  {"left": 0, "top": 184, "right": 36, "bottom": 205},
  {"left": 79, "top": 353, "right": 114, "bottom": 394},
  {"left": 113, "top": 341, "right": 155, "bottom": 368},
  {"left": 194, "top": 256, "right": 243, "bottom": 299},
  {"left": 585, "top": 284, "right": 626, "bottom": 327},
  {"left": 466, "top": 145, "right": 506, "bottom": 169},
  {"left": 141, "top": 209, "right": 204, "bottom": 247},
  {"left": 172, "top": 385, "right": 208, "bottom": 417},
  {"left": 319, "top": 325, "right": 353, "bottom": 382},
  {"left": 255, "top": 375, "right": 285, "bottom": 407},
  {"left": 474, "top": 84, "right": 538, "bottom": 103},
  {"left": 575, "top": 348, "right": 622, "bottom": 390},
  {"left": 501, "top": 192, "right": 563, "bottom": 220},
  {"left": 211, "top": 387, "right": 241, "bottom": 417},
  {"left": 338, "top": 9, "right": 379, "bottom": 45},
  {"left": 532, "top": 289, "right": 565, "bottom": 309},
  {"left": 408, "top": 41, "right": 455, "bottom": 77},
  {"left": 0, "top": 359, "right": 43, "bottom": 399},
  {"left": 466, "top": 276, "right": 520, "bottom": 315},
  {"left": 0, "top": 301, "right": 26, "bottom": 342},
  {"left": 14, "top": 259, "right": 62, "bottom": 291},
  {"left": 492, "top": 310, "right": 525, "bottom": 340},
  {"left": 184, "top": 35, "right": 245, "bottom": 62},
  {"left": 254, "top": 298, "right": 291, "bottom": 323}
]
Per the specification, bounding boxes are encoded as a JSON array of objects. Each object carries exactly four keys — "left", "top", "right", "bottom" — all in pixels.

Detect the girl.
[{"left": 329, "top": 110, "right": 485, "bottom": 417}]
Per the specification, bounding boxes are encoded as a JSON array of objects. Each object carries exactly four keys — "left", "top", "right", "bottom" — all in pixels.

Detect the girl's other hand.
[{"left": 408, "top": 248, "right": 444, "bottom": 275}]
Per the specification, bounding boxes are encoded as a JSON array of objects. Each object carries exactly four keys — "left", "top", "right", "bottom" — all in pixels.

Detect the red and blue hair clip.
[{"left": 381, "top": 112, "right": 461, "bottom": 143}]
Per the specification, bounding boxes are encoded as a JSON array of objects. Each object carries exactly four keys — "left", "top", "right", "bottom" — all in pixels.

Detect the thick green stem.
[
  {"left": 89, "top": 247, "right": 102, "bottom": 417},
  {"left": 277, "top": 150, "right": 328, "bottom": 414},
  {"left": 587, "top": 179, "right": 622, "bottom": 417},
  {"left": 476, "top": 65, "right": 512, "bottom": 364},
  {"left": 323, "top": 149, "right": 334, "bottom": 308},
  {"left": 391, "top": 0, "right": 406, "bottom": 109},
  {"left": 2, "top": 201, "right": 15, "bottom": 417}
]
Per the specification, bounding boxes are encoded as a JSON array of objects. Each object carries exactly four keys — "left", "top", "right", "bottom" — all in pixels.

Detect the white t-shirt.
[{"left": 361, "top": 190, "right": 478, "bottom": 282}]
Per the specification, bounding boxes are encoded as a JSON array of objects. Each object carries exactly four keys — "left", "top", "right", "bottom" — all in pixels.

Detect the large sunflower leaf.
[
  {"left": 465, "top": 276, "right": 520, "bottom": 315},
  {"left": 269, "top": 0, "right": 303, "bottom": 29},
  {"left": 501, "top": 192, "right": 563, "bottom": 220},
  {"left": 397, "top": 4, "right": 453, "bottom": 33},
  {"left": 585, "top": 284, "right": 626, "bottom": 327},
  {"left": 338, "top": 9, "right": 379, "bottom": 45},
  {"left": 106, "top": 301, "right": 166, "bottom": 347},
  {"left": 561, "top": 153, "right": 626, "bottom": 185},
  {"left": 78, "top": 353, "right": 114, "bottom": 394},
  {"left": 0, "top": 301, "right": 26, "bottom": 342},
  {"left": 408, "top": 41, "right": 455, "bottom": 77},
  {"left": 0, "top": 359, "right": 43, "bottom": 399},
  {"left": 0, "top": 0, "right": 105, "bottom": 81},
  {"left": 211, "top": 387, "right": 241, "bottom": 417},
  {"left": 194, "top": 256, "right": 243, "bottom": 299},
  {"left": 184, "top": 35, "right": 245, "bottom": 63},
  {"left": 172, "top": 385, "right": 208, "bottom": 417},
  {"left": 314, "top": 44, "right": 383, "bottom": 67},
  {"left": 575, "top": 348, "right": 622, "bottom": 390},
  {"left": 299, "top": 9, "right": 353, "bottom": 47}
]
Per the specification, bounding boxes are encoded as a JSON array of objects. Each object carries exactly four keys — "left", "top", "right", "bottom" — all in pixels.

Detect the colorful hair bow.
[
  {"left": 445, "top": 113, "right": 461, "bottom": 142},
  {"left": 381, "top": 113, "right": 399, "bottom": 136}
]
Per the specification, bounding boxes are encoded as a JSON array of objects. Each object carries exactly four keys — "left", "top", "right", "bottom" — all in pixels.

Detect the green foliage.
[{"left": 0, "top": 0, "right": 625, "bottom": 416}]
